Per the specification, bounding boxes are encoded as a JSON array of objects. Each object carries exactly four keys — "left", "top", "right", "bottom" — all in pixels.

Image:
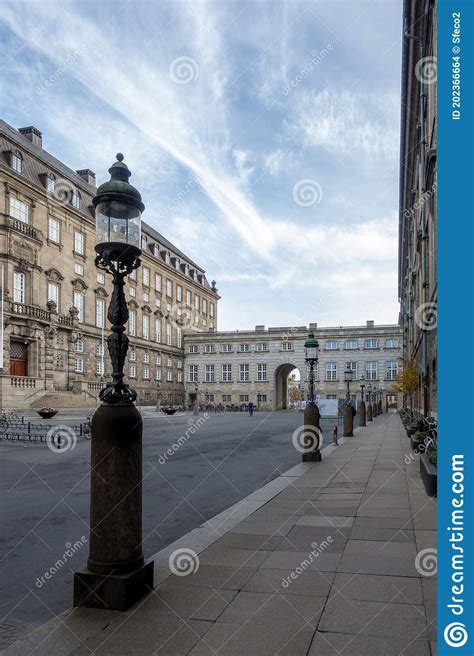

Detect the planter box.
[
  {"left": 420, "top": 454, "right": 437, "bottom": 497},
  {"left": 37, "top": 410, "right": 58, "bottom": 419},
  {"left": 162, "top": 408, "right": 177, "bottom": 416}
]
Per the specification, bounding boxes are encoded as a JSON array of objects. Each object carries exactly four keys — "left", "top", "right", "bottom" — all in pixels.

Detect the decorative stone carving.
[{"left": 45, "top": 268, "right": 64, "bottom": 282}]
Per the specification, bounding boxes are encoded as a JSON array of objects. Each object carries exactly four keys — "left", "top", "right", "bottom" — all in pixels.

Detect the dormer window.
[
  {"left": 165, "top": 251, "right": 170, "bottom": 264},
  {"left": 11, "top": 150, "right": 23, "bottom": 173},
  {"left": 72, "top": 189, "right": 81, "bottom": 209},
  {"left": 45, "top": 174, "right": 56, "bottom": 193},
  {"left": 184, "top": 263, "right": 189, "bottom": 275},
  {"left": 141, "top": 235, "right": 148, "bottom": 250}
]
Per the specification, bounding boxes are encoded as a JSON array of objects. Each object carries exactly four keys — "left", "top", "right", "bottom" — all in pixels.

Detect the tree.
[
  {"left": 392, "top": 358, "right": 419, "bottom": 418},
  {"left": 287, "top": 374, "right": 302, "bottom": 407}
]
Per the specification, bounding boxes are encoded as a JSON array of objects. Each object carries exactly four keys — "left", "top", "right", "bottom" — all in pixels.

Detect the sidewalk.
[{"left": 1, "top": 413, "right": 436, "bottom": 656}]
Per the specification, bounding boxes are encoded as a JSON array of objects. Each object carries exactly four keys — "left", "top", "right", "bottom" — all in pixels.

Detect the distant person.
[{"left": 248, "top": 401, "right": 254, "bottom": 417}]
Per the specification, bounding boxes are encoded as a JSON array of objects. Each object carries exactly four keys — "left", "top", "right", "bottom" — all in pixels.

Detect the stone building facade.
[
  {"left": 399, "top": 0, "right": 437, "bottom": 416},
  {"left": 183, "top": 322, "right": 402, "bottom": 411},
  {"left": 0, "top": 120, "right": 219, "bottom": 409}
]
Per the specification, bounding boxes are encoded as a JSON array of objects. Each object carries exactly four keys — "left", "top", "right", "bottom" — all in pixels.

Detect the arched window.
[
  {"left": 72, "top": 189, "right": 81, "bottom": 209},
  {"left": 11, "top": 150, "right": 23, "bottom": 173}
]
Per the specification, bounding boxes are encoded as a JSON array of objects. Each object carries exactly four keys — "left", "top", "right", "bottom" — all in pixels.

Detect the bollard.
[
  {"left": 343, "top": 404, "right": 354, "bottom": 437},
  {"left": 367, "top": 404, "right": 373, "bottom": 421},
  {"left": 302, "top": 402, "right": 322, "bottom": 462},
  {"left": 359, "top": 400, "right": 366, "bottom": 427}
]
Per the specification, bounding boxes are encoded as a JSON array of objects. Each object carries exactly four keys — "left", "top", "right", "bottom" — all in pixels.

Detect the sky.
[{"left": 0, "top": 0, "right": 403, "bottom": 332}]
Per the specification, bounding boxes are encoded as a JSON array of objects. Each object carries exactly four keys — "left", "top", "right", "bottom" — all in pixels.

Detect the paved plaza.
[{"left": 1, "top": 412, "right": 436, "bottom": 655}]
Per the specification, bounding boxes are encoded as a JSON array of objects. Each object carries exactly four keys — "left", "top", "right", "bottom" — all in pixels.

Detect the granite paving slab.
[{"left": 307, "top": 631, "right": 431, "bottom": 655}]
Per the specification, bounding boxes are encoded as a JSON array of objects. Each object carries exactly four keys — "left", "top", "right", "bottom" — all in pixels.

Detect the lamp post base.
[
  {"left": 73, "top": 561, "right": 154, "bottom": 611},
  {"left": 343, "top": 405, "right": 354, "bottom": 437},
  {"left": 302, "top": 449, "right": 322, "bottom": 462}
]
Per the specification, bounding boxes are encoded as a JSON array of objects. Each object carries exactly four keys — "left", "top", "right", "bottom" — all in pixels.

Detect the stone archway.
[{"left": 274, "top": 363, "right": 300, "bottom": 410}]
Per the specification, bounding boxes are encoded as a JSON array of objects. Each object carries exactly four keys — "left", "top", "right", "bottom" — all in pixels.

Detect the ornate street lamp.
[
  {"left": 156, "top": 381, "right": 161, "bottom": 413},
  {"left": 301, "top": 331, "right": 321, "bottom": 462},
  {"left": 367, "top": 383, "right": 373, "bottom": 421},
  {"left": 74, "top": 154, "right": 153, "bottom": 611},
  {"left": 359, "top": 374, "right": 366, "bottom": 427},
  {"left": 343, "top": 363, "right": 354, "bottom": 437}
]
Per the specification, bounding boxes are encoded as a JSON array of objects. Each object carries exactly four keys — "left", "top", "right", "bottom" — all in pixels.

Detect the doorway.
[{"left": 10, "top": 341, "right": 28, "bottom": 376}]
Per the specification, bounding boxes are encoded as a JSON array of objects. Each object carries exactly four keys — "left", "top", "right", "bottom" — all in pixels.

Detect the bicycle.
[{"left": 0, "top": 409, "right": 21, "bottom": 423}]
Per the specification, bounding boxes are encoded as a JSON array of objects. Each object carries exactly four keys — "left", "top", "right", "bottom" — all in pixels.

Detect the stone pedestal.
[
  {"left": 343, "top": 404, "right": 353, "bottom": 437},
  {"left": 367, "top": 404, "right": 373, "bottom": 421},
  {"left": 359, "top": 400, "right": 366, "bottom": 427},
  {"left": 302, "top": 402, "right": 322, "bottom": 462},
  {"left": 73, "top": 402, "right": 153, "bottom": 611},
  {"left": 378, "top": 400, "right": 383, "bottom": 414}
]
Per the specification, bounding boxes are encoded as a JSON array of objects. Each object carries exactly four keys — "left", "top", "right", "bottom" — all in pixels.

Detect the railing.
[
  {"left": 8, "top": 217, "right": 42, "bottom": 240},
  {"left": 11, "top": 377, "right": 36, "bottom": 389},
  {"left": 87, "top": 382, "right": 103, "bottom": 392},
  {"left": 0, "top": 419, "right": 91, "bottom": 445},
  {"left": 9, "top": 302, "right": 73, "bottom": 326}
]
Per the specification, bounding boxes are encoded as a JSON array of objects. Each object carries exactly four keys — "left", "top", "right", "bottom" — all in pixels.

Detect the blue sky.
[{"left": 0, "top": 0, "right": 402, "bottom": 331}]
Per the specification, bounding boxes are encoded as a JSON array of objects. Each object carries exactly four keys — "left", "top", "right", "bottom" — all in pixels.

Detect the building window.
[
  {"left": 167, "top": 356, "right": 173, "bottom": 368},
  {"left": 13, "top": 271, "right": 26, "bottom": 304},
  {"left": 176, "top": 285, "right": 182, "bottom": 302},
  {"left": 48, "top": 217, "right": 60, "bottom": 243},
  {"left": 143, "top": 367, "right": 150, "bottom": 380},
  {"left": 177, "top": 358, "right": 182, "bottom": 369},
  {"left": 221, "top": 344, "right": 232, "bottom": 352},
  {"left": 344, "top": 340, "right": 358, "bottom": 349},
  {"left": 186, "top": 290, "right": 192, "bottom": 306},
  {"left": 129, "top": 349, "right": 136, "bottom": 361},
  {"left": 385, "top": 339, "right": 398, "bottom": 348},
  {"left": 240, "top": 364, "right": 250, "bottom": 382},
  {"left": 210, "top": 303, "right": 214, "bottom": 317},
  {"left": 74, "top": 339, "right": 84, "bottom": 352},
  {"left": 142, "top": 315, "right": 150, "bottom": 340},
  {"left": 73, "top": 291, "right": 84, "bottom": 323},
  {"left": 155, "top": 354, "right": 162, "bottom": 365},
  {"left": 347, "top": 361, "right": 357, "bottom": 375},
  {"left": 46, "top": 174, "right": 56, "bottom": 193},
  {"left": 156, "top": 369, "right": 162, "bottom": 381},
  {"left": 326, "top": 362, "right": 337, "bottom": 381},
  {"left": 155, "top": 273, "right": 162, "bottom": 292},
  {"left": 366, "top": 361, "right": 377, "bottom": 380},
  {"left": 386, "top": 361, "right": 398, "bottom": 380},
  {"left": 47, "top": 281, "right": 60, "bottom": 307},
  {"left": 239, "top": 394, "right": 249, "bottom": 403},
  {"left": 189, "top": 365, "right": 198, "bottom": 382},
  {"left": 205, "top": 365, "right": 215, "bottom": 382},
  {"left": 257, "top": 363, "right": 267, "bottom": 381},
  {"left": 129, "top": 286, "right": 136, "bottom": 297},
  {"left": 222, "top": 364, "right": 232, "bottom": 382},
  {"left": 10, "top": 197, "right": 29, "bottom": 223},
  {"left": 142, "top": 267, "right": 150, "bottom": 287},
  {"left": 74, "top": 357, "right": 84, "bottom": 373},
  {"left": 96, "top": 360, "right": 104, "bottom": 375},
  {"left": 141, "top": 352, "right": 149, "bottom": 365},
  {"left": 166, "top": 323, "right": 172, "bottom": 346},
  {"left": 239, "top": 343, "right": 250, "bottom": 352},
  {"left": 177, "top": 371, "right": 183, "bottom": 383},
  {"left": 143, "top": 291, "right": 149, "bottom": 303},
  {"left": 129, "top": 269, "right": 137, "bottom": 281},
  {"left": 189, "top": 345, "right": 198, "bottom": 353},
  {"left": 256, "top": 343, "right": 267, "bottom": 351},
  {"left": 257, "top": 393, "right": 267, "bottom": 402},
  {"left": 203, "top": 299, "right": 207, "bottom": 314},
  {"left": 281, "top": 342, "right": 293, "bottom": 351},
  {"left": 72, "top": 190, "right": 81, "bottom": 209},
  {"left": 205, "top": 393, "right": 215, "bottom": 403},
  {"left": 129, "top": 310, "right": 137, "bottom": 336},
  {"left": 11, "top": 150, "right": 22, "bottom": 173},
  {"left": 96, "top": 342, "right": 104, "bottom": 356},
  {"left": 166, "top": 279, "right": 172, "bottom": 297},
  {"left": 167, "top": 370, "right": 173, "bottom": 382},
  {"left": 97, "top": 272, "right": 105, "bottom": 284},
  {"left": 325, "top": 340, "right": 338, "bottom": 350},
  {"left": 204, "top": 344, "right": 215, "bottom": 353},
  {"left": 176, "top": 328, "right": 182, "bottom": 348},
  {"left": 155, "top": 318, "right": 161, "bottom": 343},
  {"left": 365, "top": 339, "right": 378, "bottom": 349},
  {"left": 222, "top": 394, "right": 231, "bottom": 402},
  {"left": 155, "top": 298, "right": 161, "bottom": 308},
  {"left": 194, "top": 295, "right": 200, "bottom": 311},
  {"left": 141, "top": 235, "right": 148, "bottom": 250},
  {"left": 74, "top": 230, "right": 85, "bottom": 255},
  {"left": 74, "top": 263, "right": 84, "bottom": 276},
  {"left": 129, "top": 364, "right": 136, "bottom": 378},
  {"left": 96, "top": 298, "right": 105, "bottom": 328}
]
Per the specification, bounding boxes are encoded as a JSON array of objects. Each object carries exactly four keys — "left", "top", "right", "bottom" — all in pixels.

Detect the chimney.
[
  {"left": 309, "top": 322, "right": 317, "bottom": 331},
  {"left": 18, "top": 126, "right": 42, "bottom": 149},
  {"left": 366, "top": 320, "right": 374, "bottom": 328},
  {"left": 255, "top": 325, "right": 265, "bottom": 332},
  {"left": 76, "top": 169, "right": 96, "bottom": 187}
]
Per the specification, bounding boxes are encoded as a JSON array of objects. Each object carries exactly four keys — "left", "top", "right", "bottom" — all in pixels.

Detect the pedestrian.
[
  {"left": 333, "top": 425, "right": 338, "bottom": 445},
  {"left": 248, "top": 401, "right": 254, "bottom": 417}
]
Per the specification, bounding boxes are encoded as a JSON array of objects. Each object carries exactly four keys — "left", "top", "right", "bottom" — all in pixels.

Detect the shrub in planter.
[
  {"left": 406, "top": 423, "right": 419, "bottom": 437},
  {"left": 37, "top": 406, "right": 58, "bottom": 419},
  {"left": 420, "top": 447, "right": 437, "bottom": 496},
  {"left": 411, "top": 431, "right": 428, "bottom": 452}
]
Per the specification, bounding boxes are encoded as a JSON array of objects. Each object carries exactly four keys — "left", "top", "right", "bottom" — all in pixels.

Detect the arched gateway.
[{"left": 274, "top": 363, "right": 300, "bottom": 410}]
